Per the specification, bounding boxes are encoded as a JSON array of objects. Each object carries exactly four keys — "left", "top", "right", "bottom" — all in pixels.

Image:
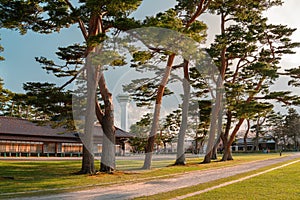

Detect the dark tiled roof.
[
  {"left": 0, "top": 116, "right": 80, "bottom": 143},
  {"left": 0, "top": 116, "right": 71, "bottom": 136},
  {"left": 0, "top": 117, "right": 133, "bottom": 143}
]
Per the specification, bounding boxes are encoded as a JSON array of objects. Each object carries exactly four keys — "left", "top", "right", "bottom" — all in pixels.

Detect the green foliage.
[
  {"left": 285, "top": 66, "right": 300, "bottom": 87},
  {"left": 207, "top": 0, "right": 300, "bottom": 125},
  {"left": 144, "top": 9, "right": 183, "bottom": 31},
  {"left": 132, "top": 51, "right": 153, "bottom": 65},
  {"left": 22, "top": 82, "right": 74, "bottom": 129},
  {"left": 123, "top": 78, "right": 173, "bottom": 108},
  {"left": 0, "top": 0, "right": 73, "bottom": 34},
  {"left": 209, "top": 0, "right": 283, "bottom": 23},
  {"left": 160, "top": 109, "right": 182, "bottom": 146},
  {"left": 114, "top": 17, "right": 141, "bottom": 31},
  {"left": 36, "top": 43, "right": 85, "bottom": 77},
  {"left": 282, "top": 108, "right": 300, "bottom": 150},
  {"left": 129, "top": 113, "right": 152, "bottom": 153},
  {"left": 0, "top": 78, "right": 13, "bottom": 115},
  {"left": 87, "top": 33, "right": 107, "bottom": 48}
]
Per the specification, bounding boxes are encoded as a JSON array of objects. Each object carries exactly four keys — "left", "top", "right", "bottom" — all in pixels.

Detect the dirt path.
[
  {"left": 171, "top": 158, "right": 300, "bottom": 200},
  {"left": 12, "top": 153, "right": 300, "bottom": 200}
]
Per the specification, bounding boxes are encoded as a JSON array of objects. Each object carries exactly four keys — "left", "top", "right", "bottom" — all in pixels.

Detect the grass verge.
[
  {"left": 0, "top": 153, "right": 287, "bottom": 198},
  {"left": 134, "top": 157, "right": 300, "bottom": 200}
]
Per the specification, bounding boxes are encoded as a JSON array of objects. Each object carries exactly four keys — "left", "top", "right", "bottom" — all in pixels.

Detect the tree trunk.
[
  {"left": 143, "top": 54, "right": 175, "bottom": 169},
  {"left": 222, "top": 143, "right": 233, "bottom": 161},
  {"left": 202, "top": 75, "right": 224, "bottom": 163},
  {"left": 100, "top": 116, "right": 116, "bottom": 173},
  {"left": 175, "top": 60, "right": 190, "bottom": 165},
  {"left": 79, "top": 13, "right": 102, "bottom": 174},
  {"left": 222, "top": 118, "right": 245, "bottom": 161},
  {"left": 80, "top": 146, "right": 95, "bottom": 174},
  {"left": 80, "top": 55, "right": 97, "bottom": 174},
  {"left": 254, "top": 134, "right": 259, "bottom": 151},
  {"left": 203, "top": 135, "right": 220, "bottom": 163},
  {"left": 211, "top": 136, "right": 221, "bottom": 160},
  {"left": 202, "top": 150, "right": 212, "bottom": 163},
  {"left": 98, "top": 72, "right": 116, "bottom": 173},
  {"left": 243, "top": 119, "right": 250, "bottom": 152}
]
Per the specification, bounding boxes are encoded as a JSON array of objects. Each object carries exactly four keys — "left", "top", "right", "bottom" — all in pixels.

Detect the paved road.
[{"left": 11, "top": 153, "right": 300, "bottom": 200}]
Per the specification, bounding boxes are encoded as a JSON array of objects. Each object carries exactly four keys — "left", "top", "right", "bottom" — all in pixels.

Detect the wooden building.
[{"left": 0, "top": 116, "right": 132, "bottom": 157}]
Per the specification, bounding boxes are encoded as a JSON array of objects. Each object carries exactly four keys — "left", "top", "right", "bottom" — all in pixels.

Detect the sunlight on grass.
[
  {"left": 134, "top": 157, "right": 299, "bottom": 200},
  {"left": 189, "top": 160, "right": 300, "bottom": 200},
  {"left": 0, "top": 153, "right": 288, "bottom": 198}
]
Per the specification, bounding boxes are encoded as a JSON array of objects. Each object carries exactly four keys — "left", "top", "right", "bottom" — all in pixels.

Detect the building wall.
[
  {"left": 0, "top": 141, "right": 43, "bottom": 153},
  {"left": 0, "top": 140, "right": 126, "bottom": 156},
  {"left": 0, "top": 140, "right": 82, "bottom": 154}
]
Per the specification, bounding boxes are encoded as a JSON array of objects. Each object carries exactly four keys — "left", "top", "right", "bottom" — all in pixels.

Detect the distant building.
[
  {"left": 0, "top": 116, "right": 132, "bottom": 157},
  {"left": 231, "top": 134, "right": 276, "bottom": 152}
]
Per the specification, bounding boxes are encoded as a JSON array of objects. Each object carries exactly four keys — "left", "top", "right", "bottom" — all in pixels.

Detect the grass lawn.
[
  {"left": 134, "top": 157, "right": 300, "bottom": 200},
  {"left": 0, "top": 153, "right": 288, "bottom": 198},
  {"left": 188, "top": 159, "right": 300, "bottom": 200}
]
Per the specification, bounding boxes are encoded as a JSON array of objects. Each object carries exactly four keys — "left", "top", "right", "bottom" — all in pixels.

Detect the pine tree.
[
  {"left": 0, "top": 0, "right": 142, "bottom": 174},
  {"left": 205, "top": 0, "right": 300, "bottom": 162}
]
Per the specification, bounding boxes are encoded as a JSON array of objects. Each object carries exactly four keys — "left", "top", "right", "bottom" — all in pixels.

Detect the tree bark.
[
  {"left": 175, "top": 60, "right": 190, "bottom": 165},
  {"left": 222, "top": 118, "right": 245, "bottom": 161},
  {"left": 211, "top": 135, "right": 221, "bottom": 160},
  {"left": 80, "top": 146, "right": 95, "bottom": 174},
  {"left": 78, "top": 12, "right": 102, "bottom": 174},
  {"left": 80, "top": 55, "right": 97, "bottom": 174},
  {"left": 100, "top": 115, "right": 116, "bottom": 173},
  {"left": 202, "top": 75, "right": 223, "bottom": 163},
  {"left": 143, "top": 54, "right": 175, "bottom": 169},
  {"left": 244, "top": 119, "right": 250, "bottom": 152},
  {"left": 98, "top": 73, "right": 116, "bottom": 173}
]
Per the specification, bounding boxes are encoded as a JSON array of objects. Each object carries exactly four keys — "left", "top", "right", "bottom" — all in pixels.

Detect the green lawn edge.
[
  {"left": 0, "top": 153, "right": 289, "bottom": 199},
  {"left": 134, "top": 157, "right": 300, "bottom": 200}
]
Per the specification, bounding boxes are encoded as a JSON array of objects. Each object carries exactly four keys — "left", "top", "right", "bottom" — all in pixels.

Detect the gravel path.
[{"left": 11, "top": 153, "right": 300, "bottom": 200}]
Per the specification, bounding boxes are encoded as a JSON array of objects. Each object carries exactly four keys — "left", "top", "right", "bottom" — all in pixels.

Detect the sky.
[
  {"left": 0, "top": 0, "right": 177, "bottom": 93},
  {"left": 0, "top": 0, "right": 300, "bottom": 128},
  {"left": 1, "top": 1, "right": 299, "bottom": 93}
]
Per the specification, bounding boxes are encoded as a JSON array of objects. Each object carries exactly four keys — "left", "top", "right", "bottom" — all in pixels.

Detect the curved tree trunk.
[
  {"left": 98, "top": 73, "right": 116, "bottom": 173},
  {"left": 143, "top": 54, "right": 175, "bottom": 169},
  {"left": 79, "top": 13, "right": 102, "bottom": 174},
  {"left": 175, "top": 60, "right": 190, "bottom": 165},
  {"left": 202, "top": 76, "right": 224, "bottom": 164},
  {"left": 80, "top": 55, "right": 97, "bottom": 174},
  {"left": 222, "top": 118, "right": 245, "bottom": 161}
]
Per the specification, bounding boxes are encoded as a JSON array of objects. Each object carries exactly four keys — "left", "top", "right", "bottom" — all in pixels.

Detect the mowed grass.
[
  {"left": 135, "top": 158, "right": 300, "bottom": 200},
  {"left": 189, "top": 159, "right": 300, "bottom": 200},
  {"left": 0, "top": 153, "right": 288, "bottom": 198}
]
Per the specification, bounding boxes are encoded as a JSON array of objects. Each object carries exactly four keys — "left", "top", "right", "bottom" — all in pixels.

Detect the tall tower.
[{"left": 116, "top": 94, "right": 130, "bottom": 131}]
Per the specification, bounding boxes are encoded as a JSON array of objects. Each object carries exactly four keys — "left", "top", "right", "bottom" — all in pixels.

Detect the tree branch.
[
  {"left": 64, "top": 0, "right": 88, "bottom": 41},
  {"left": 59, "top": 66, "right": 85, "bottom": 90},
  {"left": 186, "top": 0, "right": 212, "bottom": 27}
]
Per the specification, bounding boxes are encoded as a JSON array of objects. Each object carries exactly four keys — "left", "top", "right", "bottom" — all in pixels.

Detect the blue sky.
[
  {"left": 0, "top": 0, "right": 299, "bottom": 94},
  {"left": 0, "top": 0, "right": 176, "bottom": 93}
]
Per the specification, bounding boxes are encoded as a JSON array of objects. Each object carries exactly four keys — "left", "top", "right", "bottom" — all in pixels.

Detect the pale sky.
[
  {"left": 0, "top": 0, "right": 177, "bottom": 93},
  {"left": 0, "top": 0, "right": 299, "bottom": 93},
  {"left": 0, "top": 0, "right": 299, "bottom": 127}
]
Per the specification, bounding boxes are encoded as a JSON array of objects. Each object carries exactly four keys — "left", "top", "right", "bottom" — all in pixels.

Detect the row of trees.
[
  {"left": 268, "top": 108, "right": 300, "bottom": 151},
  {"left": 1, "top": 0, "right": 300, "bottom": 174},
  {"left": 0, "top": 80, "right": 73, "bottom": 127}
]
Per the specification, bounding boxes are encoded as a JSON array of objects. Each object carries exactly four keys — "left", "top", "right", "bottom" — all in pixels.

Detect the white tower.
[{"left": 116, "top": 94, "right": 130, "bottom": 131}]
